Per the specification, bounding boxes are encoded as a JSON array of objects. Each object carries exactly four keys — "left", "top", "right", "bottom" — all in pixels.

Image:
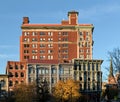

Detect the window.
[
  {"left": 62, "top": 32, "right": 68, "bottom": 36},
  {"left": 40, "top": 44, "right": 45, "bottom": 48},
  {"left": 24, "top": 38, "right": 29, "bottom": 42},
  {"left": 24, "top": 44, "right": 29, "bottom": 48},
  {"left": 24, "top": 38, "right": 27, "bottom": 42},
  {"left": 48, "top": 38, "right": 53, "bottom": 41},
  {"left": 80, "top": 77, "right": 82, "bottom": 81},
  {"left": 15, "top": 81, "right": 18, "bottom": 85},
  {"left": 88, "top": 77, "right": 90, "bottom": 81},
  {"left": 63, "top": 55, "right": 68, "bottom": 59},
  {"left": 62, "top": 44, "right": 68, "bottom": 47},
  {"left": 84, "top": 82, "right": 86, "bottom": 90},
  {"left": 88, "top": 83, "right": 90, "bottom": 90},
  {"left": 79, "top": 32, "right": 82, "bottom": 36},
  {"left": 40, "top": 50, "right": 45, "bottom": 53},
  {"left": 51, "top": 78, "right": 56, "bottom": 83},
  {"left": 32, "top": 44, "right": 37, "bottom": 48},
  {"left": 92, "top": 63, "right": 94, "bottom": 71},
  {"left": 15, "top": 65, "right": 18, "bottom": 70},
  {"left": 48, "top": 44, "right": 53, "bottom": 48},
  {"left": 24, "top": 50, "right": 29, "bottom": 54},
  {"left": 58, "top": 32, "right": 61, "bottom": 35},
  {"left": 0, "top": 80, "right": 5, "bottom": 87},
  {"left": 48, "top": 55, "right": 53, "bottom": 59},
  {"left": 32, "top": 38, "right": 37, "bottom": 42},
  {"left": 24, "top": 32, "right": 29, "bottom": 36},
  {"left": 79, "top": 65, "right": 81, "bottom": 70},
  {"left": 88, "top": 63, "right": 90, "bottom": 71},
  {"left": 45, "top": 69, "right": 49, "bottom": 74},
  {"left": 79, "top": 49, "right": 83, "bottom": 53},
  {"left": 51, "top": 78, "right": 54, "bottom": 84},
  {"left": 86, "top": 32, "right": 89, "bottom": 36},
  {"left": 32, "top": 50, "right": 37, "bottom": 54},
  {"left": 40, "top": 56, "right": 45, "bottom": 59},
  {"left": 28, "top": 78, "right": 31, "bottom": 83},
  {"left": 51, "top": 68, "right": 56, "bottom": 74},
  {"left": 42, "top": 68, "right": 45, "bottom": 74},
  {"left": 83, "top": 63, "right": 86, "bottom": 71},
  {"left": 38, "top": 69, "right": 42, "bottom": 74},
  {"left": 48, "top": 50, "right": 53, "bottom": 53},
  {"left": 86, "top": 55, "right": 90, "bottom": 59},
  {"left": 62, "top": 38, "right": 68, "bottom": 41},
  {"left": 79, "top": 55, "right": 84, "bottom": 59},
  {"left": 86, "top": 49, "right": 90, "bottom": 53},
  {"left": 21, "top": 72, "right": 24, "bottom": 77},
  {"left": 79, "top": 42, "right": 81, "bottom": 47},
  {"left": 21, "top": 81, "right": 24, "bottom": 84},
  {"left": 28, "top": 67, "right": 32, "bottom": 74},
  {"left": 40, "top": 32, "right": 45, "bottom": 36},
  {"left": 80, "top": 38, "right": 82, "bottom": 41},
  {"left": 20, "top": 65, "right": 24, "bottom": 70},
  {"left": 58, "top": 38, "right": 61, "bottom": 41},
  {"left": 85, "top": 42, "right": 87, "bottom": 47},
  {"left": 32, "top": 55, "right": 37, "bottom": 59},
  {"left": 59, "top": 67, "right": 63, "bottom": 75},
  {"left": 15, "top": 72, "right": 18, "bottom": 77},
  {"left": 86, "top": 37, "right": 89, "bottom": 41},
  {"left": 48, "top": 32, "right": 53, "bottom": 36},
  {"left": 40, "top": 38, "right": 45, "bottom": 41},
  {"left": 24, "top": 56, "right": 29, "bottom": 59},
  {"left": 32, "top": 32, "right": 37, "bottom": 36},
  {"left": 96, "top": 63, "right": 98, "bottom": 71},
  {"left": 62, "top": 50, "right": 68, "bottom": 53},
  {"left": 9, "top": 65, "right": 13, "bottom": 69},
  {"left": 9, "top": 81, "right": 13, "bottom": 86},
  {"left": 9, "top": 72, "right": 13, "bottom": 77}
]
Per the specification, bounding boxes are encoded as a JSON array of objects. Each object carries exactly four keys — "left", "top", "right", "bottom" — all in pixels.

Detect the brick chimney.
[
  {"left": 68, "top": 10, "right": 79, "bottom": 25},
  {"left": 23, "top": 17, "right": 29, "bottom": 24}
]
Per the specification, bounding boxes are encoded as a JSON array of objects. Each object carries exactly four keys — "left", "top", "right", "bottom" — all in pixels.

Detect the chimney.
[
  {"left": 68, "top": 10, "right": 79, "bottom": 25},
  {"left": 23, "top": 17, "right": 29, "bottom": 24}
]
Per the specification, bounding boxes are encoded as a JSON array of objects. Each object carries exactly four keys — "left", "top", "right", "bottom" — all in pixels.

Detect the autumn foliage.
[
  {"left": 53, "top": 79, "right": 80, "bottom": 102},
  {"left": 14, "top": 83, "right": 36, "bottom": 102}
]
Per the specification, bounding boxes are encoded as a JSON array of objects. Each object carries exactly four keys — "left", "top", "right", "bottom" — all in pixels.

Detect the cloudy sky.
[{"left": 0, "top": 0, "right": 120, "bottom": 80}]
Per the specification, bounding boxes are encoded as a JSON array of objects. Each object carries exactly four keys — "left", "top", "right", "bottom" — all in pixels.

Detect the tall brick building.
[
  {"left": 6, "top": 11, "right": 103, "bottom": 101},
  {"left": 20, "top": 11, "right": 94, "bottom": 62}
]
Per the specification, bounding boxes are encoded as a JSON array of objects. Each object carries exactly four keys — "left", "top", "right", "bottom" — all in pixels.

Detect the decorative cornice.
[{"left": 21, "top": 25, "right": 76, "bottom": 30}]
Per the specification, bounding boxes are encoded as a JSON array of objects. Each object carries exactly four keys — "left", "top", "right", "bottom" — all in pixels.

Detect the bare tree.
[{"left": 108, "top": 47, "right": 120, "bottom": 74}]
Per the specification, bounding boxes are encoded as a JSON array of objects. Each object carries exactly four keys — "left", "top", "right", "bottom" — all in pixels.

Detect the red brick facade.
[
  {"left": 6, "top": 61, "right": 27, "bottom": 91},
  {"left": 20, "top": 11, "right": 94, "bottom": 63}
]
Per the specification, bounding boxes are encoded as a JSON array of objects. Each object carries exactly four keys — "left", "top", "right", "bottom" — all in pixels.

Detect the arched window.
[
  {"left": 9, "top": 81, "right": 13, "bottom": 86},
  {"left": 15, "top": 72, "right": 18, "bottom": 77},
  {"left": 15, "top": 81, "right": 18, "bottom": 85},
  {"left": 9, "top": 72, "right": 13, "bottom": 77},
  {"left": 15, "top": 65, "right": 18, "bottom": 70},
  {"left": 21, "top": 72, "right": 24, "bottom": 77},
  {"left": 20, "top": 65, "right": 24, "bottom": 70}
]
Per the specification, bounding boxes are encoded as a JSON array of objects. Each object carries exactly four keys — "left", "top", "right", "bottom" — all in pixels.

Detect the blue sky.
[{"left": 0, "top": 0, "right": 120, "bottom": 81}]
